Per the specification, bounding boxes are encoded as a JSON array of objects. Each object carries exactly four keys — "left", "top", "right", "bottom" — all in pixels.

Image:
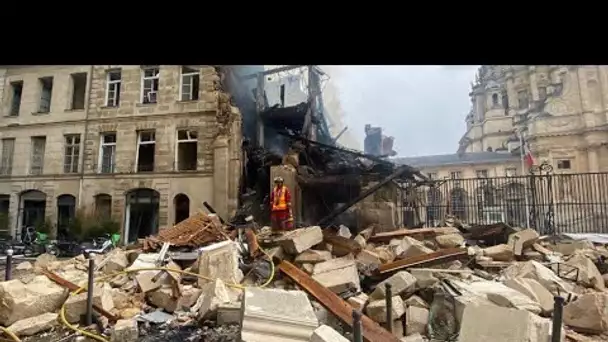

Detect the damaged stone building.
[{"left": 0, "top": 66, "right": 242, "bottom": 242}]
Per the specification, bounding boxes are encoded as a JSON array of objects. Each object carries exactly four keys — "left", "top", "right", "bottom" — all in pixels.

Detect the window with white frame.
[
  {"left": 136, "top": 131, "right": 155, "bottom": 172},
  {"left": 180, "top": 66, "right": 200, "bottom": 101},
  {"left": 106, "top": 70, "right": 122, "bottom": 107},
  {"left": 141, "top": 66, "right": 159, "bottom": 104},
  {"left": 30, "top": 137, "right": 46, "bottom": 175},
  {"left": 64, "top": 135, "right": 81, "bottom": 173},
  {"left": 0, "top": 138, "right": 15, "bottom": 176},
  {"left": 505, "top": 168, "right": 517, "bottom": 177},
  {"left": 176, "top": 130, "right": 198, "bottom": 171},
  {"left": 99, "top": 133, "right": 116, "bottom": 173},
  {"left": 476, "top": 169, "right": 488, "bottom": 178}
]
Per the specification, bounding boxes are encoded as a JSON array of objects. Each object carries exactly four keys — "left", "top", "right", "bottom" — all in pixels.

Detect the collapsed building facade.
[{"left": 224, "top": 65, "right": 428, "bottom": 231}]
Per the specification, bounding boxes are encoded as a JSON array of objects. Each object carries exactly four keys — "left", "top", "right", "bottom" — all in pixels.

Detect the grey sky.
[{"left": 327, "top": 65, "right": 479, "bottom": 157}]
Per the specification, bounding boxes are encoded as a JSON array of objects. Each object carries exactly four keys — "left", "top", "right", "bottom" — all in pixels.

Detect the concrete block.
[
  {"left": 7, "top": 313, "right": 58, "bottom": 337},
  {"left": 111, "top": 318, "right": 139, "bottom": 342},
  {"left": 370, "top": 271, "right": 416, "bottom": 299},
  {"left": 564, "top": 292, "right": 608, "bottom": 333},
  {"left": 197, "top": 241, "right": 244, "bottom": 287},
  {"left": 508, "top": 229, "right": 539, "bottom": 256},
  {"left": 405, "top": 306, "right": 429, "bottom": 335},
  {"left": 241, "top": 288, "right": 318, "bottom": 342},
  {"left": 310, "top": 324, "right": 349, "bottom": 342},
  {"left": 464, "top": 281, "right": 542, "bottom": 315},
  {"left": 435, "top": 233, "right": 465, "bottom": 248},
  {"left": 278, "top": 226, "right": 324, "bottom": 255},
  {"left": 403, "top": 295, "right": 429, "bottom": 309},
  {"left": 196, "top": 278, "right": 232, "bottom": 320},
  {"left": 565, "top": 253, "right": 605, "bottom": 290},
  {"left": 312, "top": 258, "right": 361, "bottom": 294},
  {"left": 458, "top": 303, "right": 563, "bottom": 342},
  {"left": 63, "top": 283, "right": 115, "bottom": 323},
  {"left": 483, "top": 244, "right": 514, "bottom": 261},
  {"left": 503, "top": 278, "right": 554, "bottom": 315},
  {"left": 366, "top": 296, "right": 405, "bottom": 323},
  {"left": 347, "top": 293, "right": 369, "bottom": 311}
]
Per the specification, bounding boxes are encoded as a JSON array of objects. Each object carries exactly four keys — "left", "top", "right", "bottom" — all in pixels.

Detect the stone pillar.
[
  {"left": 588, "top": 147, "right": 599, "bottom": 172},
  {"left": 270, "top": 165, "right": 301, "bottom": 222},
  {"left": 213, "top": 135, "right": 230, "bottom": 220}
]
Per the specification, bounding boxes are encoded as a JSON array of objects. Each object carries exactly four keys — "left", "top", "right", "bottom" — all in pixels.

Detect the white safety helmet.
[{"left": 274, "top": 176, "right": 284, "bottom": 183}]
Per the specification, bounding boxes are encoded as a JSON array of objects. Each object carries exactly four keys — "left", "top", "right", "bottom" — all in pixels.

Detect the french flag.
[{"left": 522, "top": 139, "right": 535, "bottom": 168}]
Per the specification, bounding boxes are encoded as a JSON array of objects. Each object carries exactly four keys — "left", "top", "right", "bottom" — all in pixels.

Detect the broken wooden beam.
[
  {"left": 368, "top": 227, "right": 460, "bottom": 244},
  {"left": 40, "top": 269, "right": 119, "bottom": 322},
  {"left": 323, "top": 234, "right": 362, "bottom": 255},
  {"left": 378, "top": 248, "right": 468, "bottom": 274},
  {"left": 278, "top": 260, "right": 400, "bottom": 342}
]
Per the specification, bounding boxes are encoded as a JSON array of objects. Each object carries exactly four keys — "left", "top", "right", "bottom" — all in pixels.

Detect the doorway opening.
[
  {"left": 19, "top": 190, "right": 47, "bottom": 240},
  {"left": 124, "top": 188, "right": 160, "bottom": 244},
  {"left": 174, "top": 193, "right": 190, "bottom": 225},
  {"left": 57, "top": 194, "right": 76, "bottom": 237}
]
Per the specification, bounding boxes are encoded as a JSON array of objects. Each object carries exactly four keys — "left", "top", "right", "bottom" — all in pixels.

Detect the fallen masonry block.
[
  {"left": 366, "top": 296, "right": 405, "bottom": 323},
  {"left": 370, "top": 271, "right": 416, "bottom": 299},
  {"left": 147, "top": 285, "right": 202, "bottom": 313},
  {"left": 563, "top": 292, "right": 608, "bottom": 334},
  {"left": 217, "top": 302, "right": 241, "bottom": 325},
  {"left": 310, "top": 324, "right": 349, "bottom": 342},
  {"left": 482, "top": 244, "right": 514, "bottom": 261},
  {"left": 503, "top": 278, "right": 554, "bottom": 315},
  {"left": 458, "top": 303, "right": 563, "bottom": 342},
  {"left": 347, "top": 292, "right": 369, "bottom": 311},
  {"left": 197, "top": 240, "right": 244, "bottom": 287},
  {"left": 0, "top": 275, "right": 68, "bottom": 326},
  {"left": 507, "top": 229, "right": 539, "bottom": 256},
  {"left": 435, "top": 233, "right": 465, "bottom": 249},
  {"left": 196, "top": 278, "right": 232, "bottom": 320},
  {"left": 405, "top": 306, "right": 429, "bottom": 336},
  {"left": 241, "top": 287, "right": 318, "bottom": 342},
  {"left": 312, "top": 257, "right": 361, "bottom": 294},
  {"left": 404, "top": 295, "right": 429, "bottom": 309},
  {"left": 64, "top": 283, "right": 115, "bottom": 323},
  {"left": 565, "top": 253, "right": 605, "bottom": 291},
  {"left": 15, "top": 261, "right": 33, "bottom": 271},
  {"left": 295, "top": 250, "right": 333, "bottom": 264},
  {"left": 502, "top": 260, "right": 573, "bottom": 294},
  {"left": 103, "top": 249, "right": 129, "bottom": 274},
  {"left": 357, "top": 249, "right": 383, "bottom": 267},
  {"left": 111, "top": 318, "right": 139, "bottom": 342},
  {"left": 400, "top": 333, "right": 425, "bottom": 342},
  {"left": 7, "top": 312, "right": 58, "bottom": 337},
  {"left": 399, "top": 236, "right": 434, "bottom": 259},
  {"left": 462, "top": 280, "right": 543, "bottom": 315},
  {"left": 278, "top": 226, "right": 324, "bottom": 255},
  {"left": 279, "top": 260, "right": 400, "bottom": 342}
]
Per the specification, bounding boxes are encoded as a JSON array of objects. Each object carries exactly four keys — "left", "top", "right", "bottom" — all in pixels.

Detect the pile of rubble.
[{"left": 1, "top": 214, "right": 608, "bottom": 342}]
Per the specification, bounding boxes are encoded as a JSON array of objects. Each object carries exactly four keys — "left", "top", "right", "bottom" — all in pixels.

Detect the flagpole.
[{"left": 519, "top": 130, "right": 531, "bottom": 229}]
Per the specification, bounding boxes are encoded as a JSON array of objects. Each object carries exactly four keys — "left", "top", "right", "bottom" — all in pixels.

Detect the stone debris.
[
  {"left": 111, "top": 318, "right": 139, "bottom": 342},
  {"left": 6, "top": 312, "right": 58, "bottom": 337},
  {"left": 310, "top": 324, "right": 350, "bottom": 342},
  {"left": 278, "top": 226, "right": 324, "bottom": 254},
  {"left": 2, "top": 217, "right": 608, "bottom": 342}
]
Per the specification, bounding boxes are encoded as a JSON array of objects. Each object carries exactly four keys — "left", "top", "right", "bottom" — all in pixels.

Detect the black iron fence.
[{"left": 400, "top": 165, "right": 608, "bottom": 234}]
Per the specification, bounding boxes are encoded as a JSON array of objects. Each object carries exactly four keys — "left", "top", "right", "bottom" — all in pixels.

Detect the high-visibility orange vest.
[{"left": 272, "top": 185, "right": 288, "bottom": 211}]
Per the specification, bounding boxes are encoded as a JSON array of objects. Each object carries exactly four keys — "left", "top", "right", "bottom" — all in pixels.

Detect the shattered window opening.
[
  {"left": 176, "top": 130, "right": 198, "bottom": 171},
  {"left": 141, "top": 66, "right": 159, "bottom": 104},
  {"left": 99, "top": 132, "right": 116, "bottom": 173},
  {"left": 38, "top": 77, "right": 53, "bottom": 113},
  {"left": 70, "top": 73, "right": 87, "bottom": 110},
  {"left": 63, "top": 134, "right": 81, "bottom": 174},
  {"left": 136, "top": 130, "right": 155, "bottom": 172},
  {"left": 106, "top": 70, "right": 122, "bottom": 107},
  {"left": 180, "top": 66, "right": 200, "bottom": 101},
  {"left": 9, "top": 81, "right": 23, "bottom": 117},
  {"left": 30, "top": 137, "right": 46, "bottom": 175}
]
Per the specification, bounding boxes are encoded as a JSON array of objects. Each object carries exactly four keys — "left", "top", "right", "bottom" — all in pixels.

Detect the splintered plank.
[
  {"left": 278, "top": 260, "right": 400, "bottom": 342},
  {"left": 378, "top": 248, "right": 468, "bottom": 274}
]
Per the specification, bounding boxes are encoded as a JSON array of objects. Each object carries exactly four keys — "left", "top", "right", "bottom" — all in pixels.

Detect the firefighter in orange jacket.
[{"left": 270, "top": 176, "right": 293, "bottom": 231}]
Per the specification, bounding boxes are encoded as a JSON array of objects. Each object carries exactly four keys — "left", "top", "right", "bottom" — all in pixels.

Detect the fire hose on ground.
[{"left": 1, "top": 233, "right": 276, "bottom": 342}]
